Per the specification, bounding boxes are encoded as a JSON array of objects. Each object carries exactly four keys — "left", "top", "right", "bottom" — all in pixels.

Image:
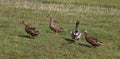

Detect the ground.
[{"left": 0, "top": 0, "right": 120, "bottom": 59}]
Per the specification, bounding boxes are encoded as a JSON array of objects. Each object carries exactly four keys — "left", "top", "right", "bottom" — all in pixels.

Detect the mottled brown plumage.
[
  {"left": 22, "top": 21, "right": 39, "bottom": 38},
  {"left": 84, "top": 30, "right": 103, "bottom": 47},
  {"left": 47, "top": 14, "right": 64, "bottom": 34}
]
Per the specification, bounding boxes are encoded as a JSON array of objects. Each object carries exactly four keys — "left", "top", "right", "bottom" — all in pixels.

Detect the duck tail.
[
  {"left": 101, "top": 43, "right": 104, "bottom": 45},
  {"left": 35, "top": 31, "right": 39, "bottom": 35},
  {"left": 100, "top": 42, "right": 104, "bottom": 45}
]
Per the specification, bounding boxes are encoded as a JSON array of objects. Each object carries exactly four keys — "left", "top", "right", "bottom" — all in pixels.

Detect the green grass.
[
  {"left": 0, "top": 0, "right": 120, "bottom": 59},
  {"left": 39, "top": 0, "right": 120, "bottom": 8}
]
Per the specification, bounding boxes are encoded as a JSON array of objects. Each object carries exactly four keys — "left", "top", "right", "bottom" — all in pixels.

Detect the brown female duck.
[
  {"left": 47, "top": 14, "right": 64, "bottom": 34},
  {"left": 22, "top": 21, "right": 39, "bottom": 38},
  {"left": 84, "top": 30, "right": 103, "bottom": 47}
]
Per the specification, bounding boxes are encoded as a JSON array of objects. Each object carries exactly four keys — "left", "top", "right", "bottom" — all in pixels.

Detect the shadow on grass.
[
  {"left": 19, "top": 35, "right": 36, "bottom": 39},
  {"left": 61, "top": 37, "right": 91, "bottom": 48},
  {"left": 61, "top": 37, "right": 75, "bottom": 45},
  {"left": 10, "top": 33, "right": 30, "bottom": 38},
  {"left": 62, "top": 37, "right": 75, "bottom": 42},
  {"left": 18, "top": 35, "right": 30, "bottom": 38},
  {"left": 78, "top": 43, "right": 91, "bottom": 48}
]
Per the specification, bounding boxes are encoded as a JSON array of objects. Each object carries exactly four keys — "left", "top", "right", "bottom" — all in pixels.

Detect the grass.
[
  {"left": 39, "top": 0, "right": 120, "bottom": 8},
  {"left": 0, "top": 0, "right": 120, "bottom": 59}
]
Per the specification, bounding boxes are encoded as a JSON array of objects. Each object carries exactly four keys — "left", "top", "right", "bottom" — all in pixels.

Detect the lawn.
[
  {"left": 0, "top": 0, "right": 120, "bottom": 59},
  {"left": 39, "top": 0, "right": 120, "bottom": 8}
]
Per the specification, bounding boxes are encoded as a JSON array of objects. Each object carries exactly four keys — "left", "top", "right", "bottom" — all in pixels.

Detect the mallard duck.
[
  {"left": 47, "top": 14, "right": 64, "bottom": 34},
  {"left": 84, "top": 30, "right": 103, "bottom": 47},
  {"left": 71, "top": 20, "right": 81, "bottom": 40},
  {"left": 22, "top": 21, "right": 39, "bottom": 38}
]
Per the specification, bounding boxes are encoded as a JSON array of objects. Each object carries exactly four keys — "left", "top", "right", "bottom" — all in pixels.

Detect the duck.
[
  {"left": 71, "top": 20, "right": 81, "bottom": 40},
  {"left": 22, "top": 21, "right": 39, "bottom": 38},
  {"left": 84, "top": 30, "right": 104, "bottom": 47},
  {"left": 47, "top": 14, "right": 64, "bottom": 34}
]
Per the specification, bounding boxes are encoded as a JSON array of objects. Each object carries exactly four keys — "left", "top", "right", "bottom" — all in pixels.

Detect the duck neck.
[
  {"left": 84, "top": 32, "right": 88, "bottom": 37},
  {"left": 50, "top": 17, "right": 53, "bottom": 25},
  {"left": 24, "top": 24, "right": 29, "bottom": 28},
  {"left": 75, "top": 23, "right": 79, "bottom": 30}
]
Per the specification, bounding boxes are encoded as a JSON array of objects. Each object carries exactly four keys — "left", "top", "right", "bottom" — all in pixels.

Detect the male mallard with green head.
[
  {"left": 71, "top": 20, "right": 81, "bottom": 40},
  {"left": 47, "top": 14, "right": 64, "bottom": 35},
  {"left": 22, "top": 21, "right": 39, "bottom": 38},
  {"left": 84, "top": 30, "right": 104, "bottom": 47}
]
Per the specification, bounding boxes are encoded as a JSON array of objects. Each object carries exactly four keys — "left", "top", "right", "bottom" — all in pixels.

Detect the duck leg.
[
  {"left": 55, "top": 32, "right": 58, "bottom": 35},
  {"left": 71, "top": 37, "right": 75, "bottom": 40},
  {"left": 29, "top": 35, "right": 34, "bottom": 39},
  {"left": 76, "top": 38, "right": 79, "bottom": 40},
  {"left": 90, "top": 46, "right": 96, "bottom": 48},
  {"left": 93, "top": 46, "right": 97, "bottom": 48},
  {"left": 55, "top": 31, "right": 58, "bottom": 35},
  {"left": 89, "top": 45, "right": 93, "bottom": 48}
]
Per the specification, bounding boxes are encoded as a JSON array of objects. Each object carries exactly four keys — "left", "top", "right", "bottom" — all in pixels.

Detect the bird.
[
  {"left": 47, "top": 14, "right": 64, "bottom": 35},
  {"left": 84, "top": 30, "right": 104, "bottom": 47},
  {"left": 71, "top": 20, "right": 81, "bottom": 40},
  {"left": 22, "top": 21, "right": 39, "bottom": 39}
]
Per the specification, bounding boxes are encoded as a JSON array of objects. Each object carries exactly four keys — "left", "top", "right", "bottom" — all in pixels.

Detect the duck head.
[
  {"left": 84, "top": 30, "right": 88, "bottom": 36},
  {"left": 84, "top": 30, "right": 88, "bottom": 33},
  {"left": 76, "top": 20, "right": 80, "bottom": 26},
  {"left": 75, "top": 20, "right": 80, "bottom": 30},
  {"left": 22, "top": 21, "right": 29, "bottom": 26}
]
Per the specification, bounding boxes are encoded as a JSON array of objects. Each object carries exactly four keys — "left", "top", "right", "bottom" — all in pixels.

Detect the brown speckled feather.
[
  {"left": 22, "top": 21, "right": 39, "bottom": 38},
  {"left": 48, "top": 15, "right": 64, "bottom": 34},
  {"left": 84, "top": 30, "right": 103, "bottom": 47}
]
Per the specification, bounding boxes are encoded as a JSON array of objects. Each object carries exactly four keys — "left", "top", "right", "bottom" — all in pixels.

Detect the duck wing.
[
  {"left": 29, "top": 27, "right": 36, "bottom": 30},
  {"left": 90, "top": 36, "right": 98, "bottom": 40},
  {"left": 28, "top": 27, "right": 38, "bottom": 34},
  {"left": 87, "top": 36, "right": 103, "bottom": 45},
  {"left": 91, "top": 36, "right": 102, "bottom": 43},
  {"left": 50, "top": 23, "right": 64, "bottom": 31}
]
